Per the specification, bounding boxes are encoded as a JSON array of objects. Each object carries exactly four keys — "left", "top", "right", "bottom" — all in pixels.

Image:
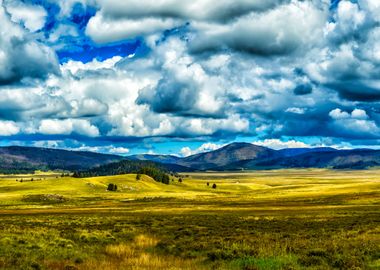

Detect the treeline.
[
  {"left": 0, "top": 168, "right": 36, "bottom": 174},
  {"left": 73, "top": 160, "right": 171, "bottom": 184},
  {"left": 0, "top": 158, "right": 49, "bottom": 175}
]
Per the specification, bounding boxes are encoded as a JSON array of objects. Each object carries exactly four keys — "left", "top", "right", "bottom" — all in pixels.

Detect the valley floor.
[{"left": 0, "top": 169, "right": 379, "bottom": 269}]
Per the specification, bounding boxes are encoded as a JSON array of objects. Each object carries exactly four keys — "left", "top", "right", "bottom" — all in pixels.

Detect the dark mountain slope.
[
  {"left": 222, "top": 149, "right": 380, "bottom": 170},
  {"left": 0, "top": 146, "right": 123, "bottom": 173},
  {"left": 177, "top": 142, "right": 278, "bottom": 170},
  {"left": 277, "top": 147, "right": 337, "bottom": 157},
  {"left": 126, "top": 144, "right": 378, "bottom": 171}
]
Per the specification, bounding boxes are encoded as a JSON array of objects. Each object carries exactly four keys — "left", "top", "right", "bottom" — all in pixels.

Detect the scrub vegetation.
[{"left": 0, "top": 169, "right": 379, "bottom": 269}]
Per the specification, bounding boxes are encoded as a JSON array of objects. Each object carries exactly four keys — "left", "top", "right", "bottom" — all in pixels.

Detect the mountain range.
[
  {"left": 130, "top": 143, "right": 380, "bottom": 171},
  {"left": 0, "top": 143, "right": 380, "bottom": 173}
]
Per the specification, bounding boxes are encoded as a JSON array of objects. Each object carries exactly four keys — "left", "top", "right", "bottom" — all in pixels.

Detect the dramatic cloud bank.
[{"left": 1, "top": 0, "right": 380, "bottom": 155}]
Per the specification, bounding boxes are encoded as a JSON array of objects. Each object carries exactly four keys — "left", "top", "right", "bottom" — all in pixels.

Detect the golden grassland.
[{"left": 0, "top": 169, "right": 379, "bottom": 269}]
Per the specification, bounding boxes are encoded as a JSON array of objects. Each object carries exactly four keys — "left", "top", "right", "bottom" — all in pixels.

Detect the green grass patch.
[{"left": 229, "top": 255, "right": 299, "bottom": 270}]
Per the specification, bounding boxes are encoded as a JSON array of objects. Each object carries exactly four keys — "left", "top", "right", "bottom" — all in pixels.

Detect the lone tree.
[
  {"left": 107, "top": 183, "right": 118, "bottom": 192},
  {"left": 179, "top": 178, "right": 183, "bottom": 183},
  {"left": 136, "top": 174, "right": 141, "bottom": 180},
  {"left": 212, "top": 183, "right": 217, "bottom": 189},
  {"left": 207, "top": 182, "right": 210, "bottom": 186}
]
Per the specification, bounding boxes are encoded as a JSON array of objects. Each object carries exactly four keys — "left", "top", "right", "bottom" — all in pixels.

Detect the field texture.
[{"left": 0, "top": 169, "right": 379, "bottom": 269}]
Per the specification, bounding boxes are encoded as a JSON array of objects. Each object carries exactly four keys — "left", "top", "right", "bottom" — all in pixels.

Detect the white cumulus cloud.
[
  {"left": 38, "top": 119, "right": 100, "bottom": 137},
  {"left": 0, "top": 121, "right": 20, "bottom": 136},
  {"left": 180, "top": 143, "right": 225, "bottom": 157},
  {"left": 253, "top": 139, "right": 309, "bottom": 150}
]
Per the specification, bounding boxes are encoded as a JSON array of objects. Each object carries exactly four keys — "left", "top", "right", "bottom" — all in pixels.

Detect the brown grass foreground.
[{"left": 45, "top": 235, "right": 205, "bottom": 270}]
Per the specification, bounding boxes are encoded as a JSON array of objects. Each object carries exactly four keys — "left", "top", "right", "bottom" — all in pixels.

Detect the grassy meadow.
[{"left": 0, "top": 169, "right": 379, "bottom": 269}]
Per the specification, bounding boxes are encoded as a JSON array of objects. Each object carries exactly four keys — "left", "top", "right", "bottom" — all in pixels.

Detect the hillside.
[
  {"left": 0, "top": 146, "right": 123, "bottom": 173},
  {"left": 2, "top": 143, "right": 380, "bottom": 174},
  {"left": 254, "top": 149, "right": 380, "bottom": 169},
  {"left": 277, "top": 147, "right": 336, "bottom": 157},
  {"left": 176, "top": 143, "right": 277, "bottom": 170},
  {"left": 128, "top": 154, "right": 181, "bottom": 164},
  {"left": 130, "top": 143, "right": 380, "bottom": 171},
  {"left": 73, "top": 159, "right": 171, "bottom": 184}
]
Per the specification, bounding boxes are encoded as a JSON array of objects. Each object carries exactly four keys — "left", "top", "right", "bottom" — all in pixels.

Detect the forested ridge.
[{"left": 73, "top": 160, "right": 171, "bottom": 184}]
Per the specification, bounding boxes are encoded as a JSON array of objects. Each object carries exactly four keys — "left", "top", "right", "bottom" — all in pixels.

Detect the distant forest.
[
  {"left": 0, "top": 168, "right": 36, "bottom": 174},
  {"left": 73, "top": 160, "right": 171, "bottom": 184},
  {"left": 0, "top": 160, "right": 43, "bottom": 174}
]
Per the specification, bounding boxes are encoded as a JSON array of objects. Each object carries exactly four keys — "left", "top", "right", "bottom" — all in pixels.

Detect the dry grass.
[{"left": 83, "top": 235, "right": 205, "bottom": 270}]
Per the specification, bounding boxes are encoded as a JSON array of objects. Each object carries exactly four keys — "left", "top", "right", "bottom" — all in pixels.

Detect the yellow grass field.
[{"left": 0, "top": 169, "right": 379, "bottom": 269}]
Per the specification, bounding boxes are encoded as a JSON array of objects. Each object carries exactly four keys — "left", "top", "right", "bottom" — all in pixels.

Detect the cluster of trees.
[
  {"left": 16, "top": 178, "right": 45, "bottom": 182},
  {"left": 0, "top": 158, "right": 49, "bottom": 175},
  {"left": 107, "top": 183, "right": 118, "bottom": 192},
  {"left": 207, "top": 182, "right": 217, "bottom": 189},
  {"left": 169, "top": 172, "right": 183, "bottom": 183},
  {"left": 139, "top": 167, "right": 170, "bottom": 184},
  {"left": 73, "top": 160, "right": 171, "bottom": 185}
]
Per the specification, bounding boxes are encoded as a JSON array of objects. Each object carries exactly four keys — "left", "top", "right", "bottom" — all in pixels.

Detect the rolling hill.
[
  {"left": 73, "top": 159, "right": 171, "bottom": 184},
  {"left": 0, "top": 146, "right": 124, "bottom": 173}
]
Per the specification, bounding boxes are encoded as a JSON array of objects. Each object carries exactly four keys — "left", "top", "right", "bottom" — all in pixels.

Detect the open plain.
[{"left": 0, "top": 169, "right": 379, "bottom": 270}]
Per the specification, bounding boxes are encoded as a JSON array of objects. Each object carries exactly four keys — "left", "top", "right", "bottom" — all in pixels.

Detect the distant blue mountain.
[
  {"left": 277, "top": 147, "right": 337, "bottom": 157},
  {"left": 127, "top": 154, "right": 181, "bottom": 164}
]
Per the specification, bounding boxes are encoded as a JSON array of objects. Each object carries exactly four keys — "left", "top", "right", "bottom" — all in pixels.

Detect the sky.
[{"left": 1, "top": 0, "right": 380, "bottom": 156}]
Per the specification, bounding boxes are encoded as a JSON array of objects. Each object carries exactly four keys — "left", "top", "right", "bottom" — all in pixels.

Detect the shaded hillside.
[
  {"left": 177, "top": 142, "right": 277, "bottom": 170},
  {"left": 268, "top": 149, "right": 380, "bottom": 169},
  {"left": 127, "top": 155, "right": 193, "bottom": 172},
  {"left": 223, "top": 149, "right": 380, "bottom": 170},
  {"left": 73, "top": 160, "right": 171, "bottom": 184},
  {"left": 277, "top": 147, "right": 337, "bottom": 157},
  {"left": 128, "top": 154, "right": 181, "bottom": 164},
  {"left": 132, "top": 144, "right": 380, "bottom": 171},
  {"left": 0, "top": 146, "right": 123, "bottom": 173}
]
